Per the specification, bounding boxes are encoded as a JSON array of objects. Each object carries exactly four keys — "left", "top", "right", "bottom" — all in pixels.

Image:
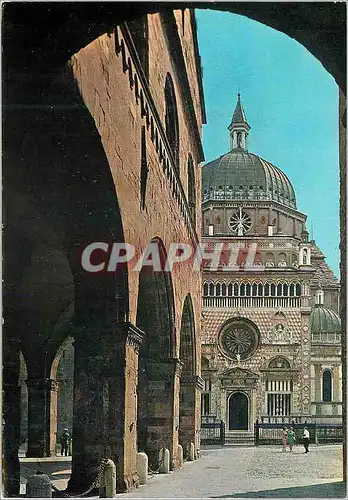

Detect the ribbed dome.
[
  {"left": 202, "top": 149, "right": 297, "bottom": 209},
  {"left": 310, "top": 305, "right": 341, "bottom": 334}
]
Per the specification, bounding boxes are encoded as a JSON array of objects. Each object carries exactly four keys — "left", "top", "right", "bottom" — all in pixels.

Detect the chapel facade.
[{"left": 200, "top": 95, "right": 342, "bottom": 440}]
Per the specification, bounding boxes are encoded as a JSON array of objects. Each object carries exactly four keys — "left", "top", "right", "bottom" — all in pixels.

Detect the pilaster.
[{"left": 26, "top": 378, "right": 58, "bottom": 457}]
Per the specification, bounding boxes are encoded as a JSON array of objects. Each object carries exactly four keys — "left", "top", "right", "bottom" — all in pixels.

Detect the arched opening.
[
  {"left": 178, "top": 295, "right": 197, "bottom": 453},
  {"left": 136, "top": 238, "right": 177, "bottom": 468},
  {"left": 4, "top": 65, "right": 133, "bottom": 492},
  {"left": 165, "top": 73, "right": 180, "bottom": 170},
  {"left": 2, "top": 2, "right": 345, "bottom": 494},
  {"left": 50, "top": 337, "right": 74, "bottom": 457},
  {"left": 228, "top": 392, "right": 249, "bottom": 430},
  {"left": 323, "top": 370, "right": 332, "bottom": 402},
  {"left": 187, "top": 155, "right": 196, "bottom": 225}
]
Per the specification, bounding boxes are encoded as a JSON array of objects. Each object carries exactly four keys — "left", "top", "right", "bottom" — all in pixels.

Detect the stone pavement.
[
  {"left": 120, "top": 445, "right": 345, "bottom": 498},
  {"left": 18, "top": 445, "right": 345, "bottom": 498}
]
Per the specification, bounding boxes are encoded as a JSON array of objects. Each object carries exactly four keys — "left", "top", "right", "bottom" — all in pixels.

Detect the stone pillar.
[
  {"left": 3, "top": 382, "right": 21, "bottom": 496},
  {"left": 67, "top": 322, "right": 143, "bottom": 493},
  {"left": 332, "top": 365, "right": 340, "bottom": 401},
  {"left": 179, "top": 375, "right": 204, "bottom": 455},
  {"left": 26, "top": 378, "right": 58, "bottom": 457},
  {"left": 3, "top": 329, "right": 21, "bottom": 497},
  {"left": 145, "top": 358, "right": 182, "bottom": 469},
  {"left": 314, "top": 365, "right": 321, "bottom": 401}
]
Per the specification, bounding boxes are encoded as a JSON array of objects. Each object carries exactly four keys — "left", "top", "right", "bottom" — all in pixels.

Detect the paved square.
[{"left": 120, "top": 445, "right": 344, "bottom": 498}]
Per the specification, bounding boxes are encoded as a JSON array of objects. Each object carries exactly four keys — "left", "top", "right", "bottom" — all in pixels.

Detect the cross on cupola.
[{"left": 228, "top": 93, "right": 251, "bottom": 151}]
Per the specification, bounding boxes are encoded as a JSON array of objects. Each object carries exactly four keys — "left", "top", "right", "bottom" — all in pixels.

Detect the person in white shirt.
[{"left": 303, "top": 427, "right": 310, "bottom": 453}]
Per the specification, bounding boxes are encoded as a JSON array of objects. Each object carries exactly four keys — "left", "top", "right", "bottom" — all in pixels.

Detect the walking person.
[
  {"left": 281, "top": 427, "right": 288, "bottom": 452},
  {"left": 60, "top": 428, "right": 71, "bottom": 457},
  {"left": 287, "top": 427, "right": 296, "bottom": 452},
  {"left": 303, "top": 426, "right": 310, "bottom": 453}
]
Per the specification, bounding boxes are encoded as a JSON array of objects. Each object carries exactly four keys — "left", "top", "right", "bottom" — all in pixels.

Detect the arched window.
[
  {"left": 216, "top": 283, "right": 221, "bottom": 296},
  {"left": 295, "top": 284, "right": 301, "bottom": 296},
  {"left": 283, "top": 284, "right": 289, "bottom": 296},
  {"left": 277, "top": 284, "right": 282, "bottom": 296},
  {"left": 270, "top": 284, "right": 276, "bottom": 296},
  {"left": 187, "top": 155, "right": 196, "bottom": 225},
  {"left": 290, "top": 283, "right": 295, "bottom": 296},
  {"left": 240, "top": 283, "right": 246, "bottom": 296},
  {"left": 221, "top": 283, "right": 227, "bottom": 296},
  {"left": 265, "top": 284, "right": 270, "bottom": 296},
  {"left": 203, "top": 283, "right": 209, "bottom": 296},
  {"left": 140, "top": 126, "right": 148, "bottom": 210},
  {"left": 258, "top": 284, "right": 263, "bottom": 296},
  {"left": 228, "top": 284, "right": 233, "bottom": 296},
  {"left": 164, "top": 74, "right": 179, "bottom": 169},
  {"left": 234, "top": 283, "right": 239, "bottom": 296},
  {"left": 252, "top": 284, "right": 258, "bottom": 296},
  {"left": 209, "top": 283, "right": 214, "bottom": 296},
  {"left": 322, "top": 370, "right": 332, "bottom": 402},
  {"left": 127, "top": 16, "right": 149, "bottom": 80},
  {"left": 245, "top": 283, "right": 251, "bottom": 296}
]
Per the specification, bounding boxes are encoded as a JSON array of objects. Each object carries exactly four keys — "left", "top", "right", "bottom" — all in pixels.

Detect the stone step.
[{"left": 225, "top": 433, "right": 255, "bottom": 445}]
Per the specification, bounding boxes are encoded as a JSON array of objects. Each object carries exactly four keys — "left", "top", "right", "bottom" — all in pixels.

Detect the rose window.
[
  {"left": 229, "top": 208, "right": 252, "bottom": 235},
  {"left": 219, "top": 319, "right": 260, "bottom": 360}
]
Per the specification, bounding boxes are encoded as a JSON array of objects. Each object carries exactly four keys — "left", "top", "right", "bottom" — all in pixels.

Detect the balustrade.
[{"left": 203, "top": 296, "right": 302, "bottom": 309}]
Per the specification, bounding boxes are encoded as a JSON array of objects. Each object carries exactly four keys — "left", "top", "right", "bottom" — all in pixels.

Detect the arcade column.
[{"left": 67, "top": 321, "right": 144, "bottom": 493}]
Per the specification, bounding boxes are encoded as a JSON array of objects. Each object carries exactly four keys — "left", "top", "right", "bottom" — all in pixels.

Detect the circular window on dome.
[
  {"left": 229, "top": 208, "right": 252, "bottom": 236},
  {"left": 219, "top": 318, "right": 260, "bottom": 360}
]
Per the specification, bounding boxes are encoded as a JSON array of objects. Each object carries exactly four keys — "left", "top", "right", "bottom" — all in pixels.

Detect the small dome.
[
  {"left": 309, "top": 305, "right": 341, "bottom": 334},
  {"left": 202, "top": 150, "right": 297, "bottom": 209}
]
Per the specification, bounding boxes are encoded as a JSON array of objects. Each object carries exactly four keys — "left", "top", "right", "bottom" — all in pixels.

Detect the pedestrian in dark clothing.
[
  {"left": 303, "top": 426, "right": 310, "bottom": 453},
  {"left": 60, "top": 429, "right": 70, "bottom": 456}
]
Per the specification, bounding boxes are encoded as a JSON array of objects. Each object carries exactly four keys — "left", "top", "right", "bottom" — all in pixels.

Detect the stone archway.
[
  {"left": 136, "top": 238, "right": 179, "bottom": 469},
  {"left": 178, "top": 294, "right": 200, "bottom": 455},
  {"left": 50, "top": 336, "right": 75, "bottom": 458}
]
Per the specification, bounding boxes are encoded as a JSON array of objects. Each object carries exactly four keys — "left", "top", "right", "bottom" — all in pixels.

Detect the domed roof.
[
  {"left": 309, "top": 305, "right": 341, "bottom": 334},
  {"left": 202, "top": 94, "right": 297, "bottom": 210},
  {"left": 202, "top": 149, "right": 297, "bottom": 210}
]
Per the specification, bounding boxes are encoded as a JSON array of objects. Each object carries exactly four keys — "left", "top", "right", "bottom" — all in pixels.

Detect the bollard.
[
  {"left": 136, "top": 452, "right": 148, "bottom": 485},
  {"left": 26, "top": 472, "right": 52, "bottom": 498},
  {"left": 99, "top": 459, "right": 116, "bottom": 498},
  {"left": 187, "top": 441, "right": 195, "bottom": 462},
  {"left": 158, "top": 448, "right": 170, "bottom": 474},
  {"left": 178, "top": 445, "right": 184, "bottom": 468}
]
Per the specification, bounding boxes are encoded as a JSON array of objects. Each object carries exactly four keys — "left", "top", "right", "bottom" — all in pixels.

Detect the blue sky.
[{"left": 196, "top": 10, "right": 340, "bottom": 277}]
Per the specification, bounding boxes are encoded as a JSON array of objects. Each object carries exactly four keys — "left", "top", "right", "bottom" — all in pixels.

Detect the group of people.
[{"left": 281, "top": 426, "right": 310, "bottom": 453}]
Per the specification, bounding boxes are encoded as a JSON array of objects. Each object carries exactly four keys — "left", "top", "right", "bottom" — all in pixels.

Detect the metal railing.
[
  {"left": 316, "top": 424, "right": 343, "bottom": 444},
  {"left": 201, "top": 420, "right": 225, "bottom": 446},
  {"left": 254, "top": 421, "right": 343, "bottom": 446}
]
